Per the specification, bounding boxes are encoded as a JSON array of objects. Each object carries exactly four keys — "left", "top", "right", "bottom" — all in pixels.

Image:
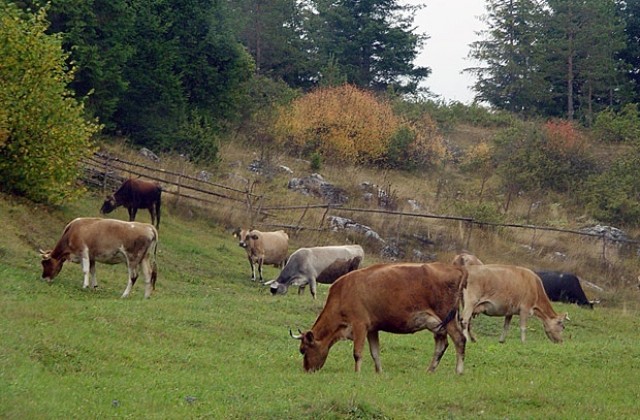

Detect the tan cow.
[
  {"left": 233, "top": 228, "right": 289, "bottom": 281},
  {"left": 291, "top": 262, "right": 467, "bottom": 374},
  {"left": 451, "top": 252, "right": 484, "bottom": 266},
  {"left": 460, "top": 264, "right": 568, "bottom": 344},
  {"left": 40, "top": 217, "right": 158, "bottom": 298}
]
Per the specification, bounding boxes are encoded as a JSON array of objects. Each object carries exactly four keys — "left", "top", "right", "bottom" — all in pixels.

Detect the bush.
[
  {"left": 0, "top": 3, "right": 100, "bottom": 204},
  {"left": 593, "top": 104, "right": 640, "bottom": 143},
  {"left": 274, "top": 85, "right": 400, "bottom": 164}
]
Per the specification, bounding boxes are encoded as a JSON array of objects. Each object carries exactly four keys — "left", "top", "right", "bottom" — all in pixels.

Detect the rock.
[
  {"left": 140, "top": 147, "right": 160, "bottom": 162},
  {"left": 328, "top": 216, "right": 384, "bottom": 243},
  {"left": 288, "top": 174, "right": 349, "bottom": 205}
]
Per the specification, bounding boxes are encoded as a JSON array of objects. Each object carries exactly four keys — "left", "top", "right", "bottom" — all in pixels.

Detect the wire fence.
[{"left": 80, "top": 152, "right": 640, "bottom": 267}]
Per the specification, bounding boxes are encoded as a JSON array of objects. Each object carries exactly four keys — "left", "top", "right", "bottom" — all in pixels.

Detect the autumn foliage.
[{"left": 274, "top": 85, "right": 400, "bottom": 164}]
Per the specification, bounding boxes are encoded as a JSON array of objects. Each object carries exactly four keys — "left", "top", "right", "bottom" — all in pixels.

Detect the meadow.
[{"left": 1, "top": 191, "right": 639, "bottom": 419}]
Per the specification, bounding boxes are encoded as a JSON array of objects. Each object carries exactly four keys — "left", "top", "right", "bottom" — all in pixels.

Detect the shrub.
[
  {"left": 274, "top": 85, "right": 400, "bottom": 164},
  {"left": 593, "top": 104, "right": 640, "bottom": 143},
  {"left": 0, "top": 3, "right": 100, "bottom": 204}
]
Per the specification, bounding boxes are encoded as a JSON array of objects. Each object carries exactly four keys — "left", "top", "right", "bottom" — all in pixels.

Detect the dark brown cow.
[
  {"left": 40, "top": 217, "right": 158, "bottom": 298},
  {"left": 101, "top": 178, "right": 162, "bottom": 229},
  {"left": 291, "top": 262, "right": 467, "bottom": 374}
]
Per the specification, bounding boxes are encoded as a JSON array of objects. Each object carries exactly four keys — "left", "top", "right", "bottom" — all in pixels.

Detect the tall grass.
[{"left": 1, "top": 192, "right": 639, "bottom": 418}]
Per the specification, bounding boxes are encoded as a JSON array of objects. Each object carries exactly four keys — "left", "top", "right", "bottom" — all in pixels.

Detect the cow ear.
[{"left": 304, "top": 331, "right": 315, "bottom": 344}]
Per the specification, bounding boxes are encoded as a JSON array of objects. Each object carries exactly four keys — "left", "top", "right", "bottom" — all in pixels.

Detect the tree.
[
  {"left": 0, "top": 3, "right": 100, "bottom": 203},
  {"left": 274, "top": 85, "right": 401, "bottom": 163},
  {"left": 231, "top": 0, "right": 315, "bottom": 89},
  {"left": 543, "top": 0, "right": 626, "bottom": 121},
  {"left": 307, "top": 0, "right": 429, "bottom": 94},
  {"left": 467, "top": 0, "right": 548, "bottom": 115}
]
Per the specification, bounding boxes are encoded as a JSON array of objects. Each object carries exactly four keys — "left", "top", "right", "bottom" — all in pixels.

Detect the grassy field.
[{"left": 1, "top": 191, "right": 639, "bottom": 419}]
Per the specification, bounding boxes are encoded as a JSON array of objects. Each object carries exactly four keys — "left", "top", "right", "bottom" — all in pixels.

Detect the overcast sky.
[{"left": 411, "top": 0, "right": 488, "bottom": 103}]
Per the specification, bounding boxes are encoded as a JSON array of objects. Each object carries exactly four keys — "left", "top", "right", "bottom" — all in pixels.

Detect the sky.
[{"left": 410, "top": 0, "right": 488, "bottom": 104}]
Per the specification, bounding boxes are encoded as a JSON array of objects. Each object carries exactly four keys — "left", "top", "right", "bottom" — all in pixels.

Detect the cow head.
[
  {"left": 39, "top": 249, "right": 64, "bottom": 282},
  {"left": 291, "top": 330, "right": 329, "bottom": 372},
  {"left": 269, "top": 281, "right": 288, "bottom": 295},
  {"left": 233, "top": 228, "right": 255, "bottom": 249},
  {"left": 543, "top": 312, "right": 569, "bottom": 343},
  {"left": 100, "top": 196, "right": 117, "bottom": 214},
  {"left": 452, "top": 252, "right": 484, "bottom": 267}
]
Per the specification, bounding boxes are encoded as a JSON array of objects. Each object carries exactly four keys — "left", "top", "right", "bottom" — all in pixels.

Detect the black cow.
[
  {"left": 535, "top": 271, "right": 593, "bottom": 309},
  {"left": 101, "top": 178, "right": 162, "bottom": 229}
]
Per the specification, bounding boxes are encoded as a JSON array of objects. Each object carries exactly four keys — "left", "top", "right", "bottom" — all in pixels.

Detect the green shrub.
[
  {"left": 593, "top": 104, "right": 640, "bottom": 143},
  {"left": 0, "top": 3, "right": 100, "bottom": 204}
]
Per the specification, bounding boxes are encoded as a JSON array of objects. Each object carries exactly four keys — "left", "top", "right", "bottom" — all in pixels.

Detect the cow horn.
[
  {"left": 289, "top": 329, "right": 303, "bottom": 340},
  {"left": 39, "top": 249, "right": 51, "bottom": 258},
  {"left": 263, "top": 279, "right": 276, "bottom": 286}
]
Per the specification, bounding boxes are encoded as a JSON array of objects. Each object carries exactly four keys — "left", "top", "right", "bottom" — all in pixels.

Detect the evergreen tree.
[
  {"left": 231, "top": 0, "right": 315, "bottom": 89},
  {"left": 467, "top": 0, "right": 547, "bottom": 115},
  {"left": 307, "top": 0, "right": 429, "bottom": 94}
]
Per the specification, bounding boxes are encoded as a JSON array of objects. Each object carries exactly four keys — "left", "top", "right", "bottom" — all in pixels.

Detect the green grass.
[{"left": 1, "top": 192, "right": 639, "bottom": 419}]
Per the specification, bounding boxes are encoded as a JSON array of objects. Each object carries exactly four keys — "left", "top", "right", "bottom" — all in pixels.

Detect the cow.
[
  {"left": 451, "top": 252, "right": 484, "bottom": 266},
  {"left": 266, "top": 245, "right": 364, "bottom": 299},
  {"left": 232, "top": 228, "right": 289, "bottom": 281},
  {"left": 459, "top": 264, "right": 568, "bottom": 344},
  {"left": 535, "top": 271, "right": 594, "bottom": 308},
  {"left": 290, "top": 262, "right": 468, "bottom": 374},
  {"left": 101, "top": 178, "right": 162, "bottom": 229},
  {"left": 40, "top": 217, "right": 159, "bottom": 298}
]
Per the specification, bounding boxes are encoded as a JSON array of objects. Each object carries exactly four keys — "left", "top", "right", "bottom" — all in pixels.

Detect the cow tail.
[
  {"left": 156, "top": 188, "right": 162, "bottom": 229},
  {"left": 437, "top": 308, "right": 458, "bottom": 332},
  {"left": 150, "top": 228, "right": 159, "bottom": 290}
]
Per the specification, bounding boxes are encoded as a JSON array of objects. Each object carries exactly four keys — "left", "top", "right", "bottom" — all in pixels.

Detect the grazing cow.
[
  {"left": 232, "top": 228, "right": 289, "bottom": 281},
  {"left": 101, "top": 178, "right": 162, "bottom": 229},
  {"left": 40, "top": 217, "right": 158, "bottom": 298},
  {"left": 290, "top": 262, "right": 468, "bottom": 374},
  {"left": 460, "top": 264, "right": 568, "bottom": 344},
  {"left": 535, "top": 271, "right": 594, "bottom": 308},
  {"left": 451, "top": 252, "right": 484, "bottom": 267},
  {"left": 266, "top": 245, "right": 364, "bottom": 299}
]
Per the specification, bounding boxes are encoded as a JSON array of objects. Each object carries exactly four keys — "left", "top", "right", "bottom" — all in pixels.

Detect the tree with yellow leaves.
[{"left": 274, "top": 85, "right": 400, "bottom": 164}]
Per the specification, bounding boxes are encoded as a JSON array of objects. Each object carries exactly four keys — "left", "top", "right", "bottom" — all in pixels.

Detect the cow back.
[{"left": 321, "top": 262, "right": 466, "bottom": 333}]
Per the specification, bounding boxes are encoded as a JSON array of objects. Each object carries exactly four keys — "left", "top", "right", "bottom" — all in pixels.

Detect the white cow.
[{"left": 266, "top": 245, "right": 364, "bottom": 299}]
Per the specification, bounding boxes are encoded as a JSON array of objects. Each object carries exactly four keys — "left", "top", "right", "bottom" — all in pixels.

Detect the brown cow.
[
  {"left": 460, "top": 264, "right": 568, "bottom": 344},
  {"left": 291, "top": 262, "right": 467, "bottom": 374},
  {"left": 101, "top": 178, "right": 162, "bottom": 229},
  {"left": 40, "top": 217, "right": 158, "bottom": 298},
  {"left": 232, "top": 228, "right": 289, "bottom": 281}
]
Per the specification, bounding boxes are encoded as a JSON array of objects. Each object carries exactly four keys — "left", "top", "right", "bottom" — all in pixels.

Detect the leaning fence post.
[
  {"left": 601, "top": 232, "right": 607, "bottom": 263},
  {"left": 464, "top": 220, "right": 473, "bottom": 249}
]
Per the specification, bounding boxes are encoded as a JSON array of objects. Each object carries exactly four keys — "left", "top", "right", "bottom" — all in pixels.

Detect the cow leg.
[
  {"left": 149, "top": 207, "right": 157, "bottom": 228},
  {"left": 427, "top": 332, "right": 449, "bottom": 373},
  {"left": 247, "top": 256, "right": 255, "bottom": 281},
  {"left": 81, "top": 250, "right": 91, "bottom": 289},
  {"left": 89, "top": 260, "right": 98, "bottom": 288},
  {"left": 352, "top": 325, "right": 367, "bottom": 373},
  {"left": 141, "top": 259, "right": 153, "bottom": 299},
  {"left": 309, "top": 278, "right": 318, "bottom": 300},
  {"left": 499, "top": 315, "right": 513, "bottom": 343},
  {"left": 460, "top": 301, "right": 475, "bottom": 343},
  {"left": 446, "top": 320, "right": 466, "bottom": 375},
  {"left": 518, "top": 311, "right": 529, "bottom": 343},
  {"left": 121, "top": 259, "right": 137, "bottom": 298},
  {"left": 367, "top": 330, "right": 382, "bottom": 373},
  {"left": 257, "top": 257, "right": 264, "bottom": 281}
]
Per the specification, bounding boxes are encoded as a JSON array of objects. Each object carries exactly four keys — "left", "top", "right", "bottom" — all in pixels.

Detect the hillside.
[{"left": 1, "top": 184, "right": 640, "bottom": 418}]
